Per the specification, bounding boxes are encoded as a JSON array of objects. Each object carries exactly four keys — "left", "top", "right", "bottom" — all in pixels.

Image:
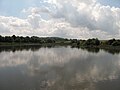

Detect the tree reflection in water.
[{"left": 0, "top": 46, "right": 120, "bottom": 90}]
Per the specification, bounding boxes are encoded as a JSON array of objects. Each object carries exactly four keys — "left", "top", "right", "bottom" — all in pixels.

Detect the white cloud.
[
  {"left": 0, "top": 0, "right": 120, "bottom": 39},
  {"left": 22, "top": 7, "right": 50, "bottom": 15}
]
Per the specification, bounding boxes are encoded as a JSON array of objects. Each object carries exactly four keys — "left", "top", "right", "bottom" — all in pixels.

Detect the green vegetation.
[
  {"left": 0, "top": 35, "right": 70, "bottom": 46},
  {"left": 0, "top": 35, "right": 120, "bottom": 47}
]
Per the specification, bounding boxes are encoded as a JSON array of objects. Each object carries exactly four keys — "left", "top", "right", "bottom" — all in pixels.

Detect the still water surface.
[{"left": 0, "top": 46, "right": 120, "bottom": 90}]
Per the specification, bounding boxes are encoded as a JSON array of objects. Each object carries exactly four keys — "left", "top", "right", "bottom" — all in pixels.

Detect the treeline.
[
  {"left": 70, "top": 38, "right": 120, "bottom": 47},
  {"left": 70, "top": 38, "right": 100, "bottom": 46},
  {"left": 0, "top": 35, "right": 120, "bottom": 47},
  {"left": 71, "top": 38, "right": 120, "bottom": 47},
  {"left": 0, "top": 35, "right": 69, "bottom": 44}
]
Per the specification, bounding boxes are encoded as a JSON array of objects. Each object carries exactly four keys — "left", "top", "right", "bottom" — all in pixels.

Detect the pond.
[{"left": 0, "top": 46, "right": 120, "bottom": 90}]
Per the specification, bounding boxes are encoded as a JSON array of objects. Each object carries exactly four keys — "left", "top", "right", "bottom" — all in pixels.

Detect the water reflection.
[
  {"left": 0, "top": 46, "right": 120, "bottom": 90},
  {"left": 1, "top": 45, "right": 120, "bottom": 55},
  {"left": 0, "top": 45, "right": 54, "bottom": 53},
  {"left": 80, "top": 47, "right": 100, "bottom": 53},
  {"left": 102, "top": 48, "right": 120, "bottom": 55}
]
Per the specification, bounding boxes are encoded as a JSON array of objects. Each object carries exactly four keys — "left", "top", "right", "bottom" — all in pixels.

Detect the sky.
[{"left": 0, "top": 0, "right": 120, "bottom": 39}]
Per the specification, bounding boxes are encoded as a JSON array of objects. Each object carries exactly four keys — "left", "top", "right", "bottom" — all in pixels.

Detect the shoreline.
[{"left": 1, "top": 42, "right": 120, "bottom": 49}]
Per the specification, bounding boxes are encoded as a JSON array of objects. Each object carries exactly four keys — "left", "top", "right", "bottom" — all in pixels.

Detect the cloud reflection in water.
[{"left": 0, "top": 47, "right": 120, "bottom": 90}]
